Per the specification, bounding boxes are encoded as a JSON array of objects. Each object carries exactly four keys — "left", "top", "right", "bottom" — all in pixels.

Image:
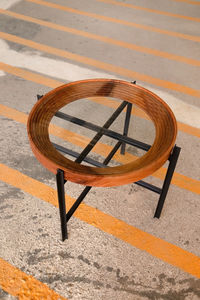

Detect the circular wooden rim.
[{"left": 27, "top": 79, "right": 177, "bottom": 187}]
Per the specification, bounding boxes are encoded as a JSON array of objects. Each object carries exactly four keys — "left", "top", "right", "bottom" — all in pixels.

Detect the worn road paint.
[
  {"left": 0, "top": 61, "right": 200, "bottom": 139},
  {"left": 1, "top": 32, "right": 200, "bottom": 99},
  {"left": 98, "top": 0, "right": 200, "bottom": 22},
  {"left": 0, "top": 0, "right": 21, "bottom": 9},
  {"left": 0, "top": 103, "right": 200, "bottom": 195},
  {"left": 0, "top": 39, "right": 200, "bottom": 129},
  {"left": 171, "top": 0, "right": 200, "bottom": 5},
  {"left": 88, "top": 96, "right": 200, "bottom": 137},
  {"left": 0, "top": 163, "right": 200, "bottom": 279},
  {"left": 145, "top": 87, "right": 200, "bottom": 129},
  {"left": 0, "top": 39, "right": 116, "bottom": 81},
  {"left": 0, "top": 61, "right": 200, "bottom": 138},
  {"left": 1, "top": 8, "right": 200, "bottom": 68},
  {"left": 26, "top": 0, "right": 200, "bottom": 42},
  {"left": 0, "top": 257, "right": 67, "bottom": 299}
]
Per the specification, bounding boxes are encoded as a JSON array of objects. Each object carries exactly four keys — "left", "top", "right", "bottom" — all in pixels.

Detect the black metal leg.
[
  {"left": 120, "top": 81, "right": 136, "bottom": 155},
  {"left": 36, "top": 88, "right": 181, "bottom": 242},
  {"left": 65, "top": 141, "right": 122, "bottom": 223},
  {"left": 120, "top": 102, "right": 132, "bottom": 155},
  {"left": 37, "top": 94, "right": 43, "bottom": 100},
  {"left": 56, "top": 169, "right": 68, "bottom": 241},
  {"left": 154, "top": 145, "right": 181, "bottom": 218}
]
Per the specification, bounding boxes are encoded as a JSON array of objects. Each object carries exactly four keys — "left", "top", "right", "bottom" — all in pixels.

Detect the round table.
[{"left": 27, "top": 79, "right": 177, "bottom": 187}]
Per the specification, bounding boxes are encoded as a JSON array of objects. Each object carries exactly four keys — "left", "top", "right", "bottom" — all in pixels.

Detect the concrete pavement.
[{"left": 0, "top": 0, "right": 200, "bottom": 299}]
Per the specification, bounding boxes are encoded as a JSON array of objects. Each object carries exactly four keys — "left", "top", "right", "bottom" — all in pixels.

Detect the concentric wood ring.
[{"left": 27, "top": 79, "right": 177, "bottom": 187}]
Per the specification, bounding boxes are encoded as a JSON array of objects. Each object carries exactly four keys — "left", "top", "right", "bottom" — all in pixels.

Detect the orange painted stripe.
[
  {"left": 0, "top": 163, "right": 200, "bottom": 278},
  {"left": 1, "top": 32, "right": 200, "bottom": 100},
  {"left": 98, "top": 0, "right": 200, "bottom": 22},
  {"left": 1, "top": 9, "right": 200, "bottom": 68},
  {"left": 26, "top": 0, "right": 200, "bottom": 42},
  {"left": 90, "top": 97, "right": 200, "bottom": 138},
  {"left": 153, "top": 168, "right": 200, "bottom": 195},
  {"left": 171, "top": 0, "right": 200, "bottom": 4},
  {"left": 0, "top": 103, "right": 199, "bottom": 195},
  {"left": 177, "top": 121, "right": 200, "bottom": 138},
  {"left": 0, "top": 257, "right": 67, "bottom": 299},
  {"left": 0, "top": 62, "right": 200, "bottom": 140},
  {"left": 0, "top": 104, "right": 138, "bottom": 165},
  {"left": 0, "top": 62, "right": 61, "bottom": 88}
]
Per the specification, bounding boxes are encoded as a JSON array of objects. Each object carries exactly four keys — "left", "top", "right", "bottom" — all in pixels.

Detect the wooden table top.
[{"left": 27, "top": 79, "right": 177, "bottom": 187}]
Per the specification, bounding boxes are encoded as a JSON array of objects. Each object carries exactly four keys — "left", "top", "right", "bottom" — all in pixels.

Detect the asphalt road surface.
[{"left": 0, "top": 0, "right": 200, "bottom": 299}]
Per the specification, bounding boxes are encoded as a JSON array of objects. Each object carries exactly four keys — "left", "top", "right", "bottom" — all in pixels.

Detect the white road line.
[
  {"left": 145, "top": 87, "right": 200, "bottom": 129},
  {"left": 0, "top": 39, "right": 199, "bottom": 129},
  {"left": 0, "top": 39, "right": 117, "bottom": 81},
  {"left": 0, "top": 0, "right": 21, "bottom": 9}
]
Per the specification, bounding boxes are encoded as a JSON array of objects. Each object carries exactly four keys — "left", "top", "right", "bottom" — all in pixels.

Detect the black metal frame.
[{"left": 37, "top": 84, "right": 181, "bottom": 241}]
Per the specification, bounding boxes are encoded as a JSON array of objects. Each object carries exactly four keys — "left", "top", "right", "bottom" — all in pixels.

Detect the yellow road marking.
[
  {"left": 177, "top": 121, "right": 200, "bottom": 137},
  {"left": 0, "top": 62, "right": 199, "bottom": 139},
  {"left": 0, "top": 163, "right": 200, "bottom": 278},
  {"left": 0, "top": 103, "right": 200, "bottom": 195},
  {"left": 1, "top": 9, "right": 200, "bottom": 68},
  {"left": 26, "top": 0, "right": 200, "bottom": 42},
  {"left": 98, "top": 0, "right": 200, "bottom": 22},
  {"left": 0, "top": 257, "right": 67, "bottom": 299},
  {"left": 0, "top": 103, "right": 135, "bottom": 163},
  {"left": 90, "top": 96, "right": 200, "bottom": 138},
  {"left": 1, "top": 32, "right": 200, "bottom": 99},
  {"left": 0, "top": 61, "right": 61, "bottom": 88},
  {"left": 171, "top": 0, "right": 200, "bottom": 4}
]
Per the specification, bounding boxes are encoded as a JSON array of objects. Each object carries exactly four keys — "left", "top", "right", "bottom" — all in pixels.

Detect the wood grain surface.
[{"left": 27, "top": 79, "right": 177, "bottom": 187}]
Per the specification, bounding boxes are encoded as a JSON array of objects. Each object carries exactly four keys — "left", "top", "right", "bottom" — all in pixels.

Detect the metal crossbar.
[
  {"left": 37, "top": 86, "right": 181, "bottom": 241},
  {"left": 55, "top": 110, "right": 150, "bottom": 151},
  {"left": 74, "top": 101, "right": 127, "bottom": 164},
  {"left": 66, "top": 141, "right": 122, "bottom": 223}
]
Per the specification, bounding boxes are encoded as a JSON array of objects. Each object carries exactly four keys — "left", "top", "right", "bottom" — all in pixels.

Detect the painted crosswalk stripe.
[
  {"left": 171, "top": 0, "right": 200, "bottom": 5},
  {"left": 26, "top": 0, "right": 200, "bottom": 42},
  {"left": 0, "top": 103, "right": 199, "bottom": 195},
  {"left": 1, "top": 9, "right": 200, "bottom": 68},
  {"left": 0, "top": 257, "right": 67, "bottom": 299},
  {"left": 0, "top": 37, "right": 200, "bottom": 129},
  {"left": 0, "top": 61, "right": 199, "bottom": 138},
  {"left": 0, "top": 163, "right": 200, "bottom": 278},
  {"left": 0, "top": 32, "right": 200, "bottom": 100},
  {"left": 98, "top": 0, "right": 200, "bottom": 22}
]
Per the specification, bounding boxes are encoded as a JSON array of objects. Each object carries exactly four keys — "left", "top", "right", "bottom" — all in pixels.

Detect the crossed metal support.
[{"left": 37, "top": 82, "right": 181, "bottom": 241}]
